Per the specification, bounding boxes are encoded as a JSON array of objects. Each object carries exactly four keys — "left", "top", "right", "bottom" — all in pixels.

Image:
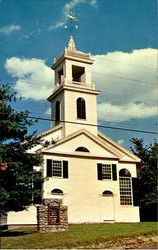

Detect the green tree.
[
  {"left": 131, "top": 138, "right": 157, "bottom": 221},
  {"left": 0, "top": 85, "right": 43, "bottom": 215}
]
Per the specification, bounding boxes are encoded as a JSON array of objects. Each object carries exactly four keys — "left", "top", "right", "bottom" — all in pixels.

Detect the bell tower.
[{"left": 47, "top": 36, "right": 100, "bottom": 137}]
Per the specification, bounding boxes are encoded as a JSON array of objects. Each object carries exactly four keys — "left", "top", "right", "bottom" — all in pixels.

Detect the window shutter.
[
  {"left": 63, "top": 161, "right": 68, "bottom": 178},
  {"left": 47, "top": 159, "right": 52, "bottom": 177},
  {"left": 112, "top": 164, "right": 117, "bottom": 181},
  {"left": 132, "top": 177, "right": 139, "bottom": 206},
  {"left": 33, "top": 172, "right": 42, "bottom": 204},
  {"left": 97, "top": 163, "right": 102, "bottom": 180}
]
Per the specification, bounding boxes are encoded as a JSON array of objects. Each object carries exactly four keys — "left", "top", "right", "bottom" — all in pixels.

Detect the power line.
[
  {"left": 1, "top": 112, "right": 157, "bottom": 134},
  {"left": 8, "top": 105, "right": 156, "bottom": 130},
  {"left": 0, "top": 68, "right": 157, "bottom": 86},
  {"left": 9, "top": 107, "right": 157, "bottom": 129},
  {"left": 92, "top": 57, "right": 157, "bottom": 71},
  {"left": 1, "top": 80, "right": 157, "bottom": 106},
  {"left": 11, "top": 88, "right": 157, "bottom": 105},
  {"left": 92, "top": 72, "right": 157, "bottom": 86},
  {"left": 13, "top": 102, "right": 158, "bottom": 117},
  {"left": 27, "top": 116, "right": 158, "bottom": 135},
  {"left": 1, "top": 51, "right": 156, "bottom": 71}
]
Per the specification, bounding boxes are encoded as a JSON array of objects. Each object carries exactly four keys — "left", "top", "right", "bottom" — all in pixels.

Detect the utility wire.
[
  {"left": 1, "top": 81, "right": 157, "bottom": 105},
  {"left": 1, "top": 81, "right": 157, "bottom": 100},
  {"left": 8, "top": 87, "right": 158, "bottom": 105},
  {"left": 2, "top": 110, "right": 156, "bottom": 130},
  {"left": 1, "top": 51, "right": 156, "bottom": 71},
  {"left": 11, "top": 107, "right": 157, "bottom": 129},
  {"left": 27, "top": 116, "right": 158, "bottom": 135},
  {"left": 92, "top": 72, "right": 157, "bottom": 86},
  {"left": 92, "top": 57, "right": 156, "bottom": 71},
  {"left": 0, "top": 69, "right": 157, "bottom": 86}
]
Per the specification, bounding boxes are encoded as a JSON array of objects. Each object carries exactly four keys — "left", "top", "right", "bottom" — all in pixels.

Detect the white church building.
[{"left": 8, "top": 36, "right": 140, "bottom": 225}]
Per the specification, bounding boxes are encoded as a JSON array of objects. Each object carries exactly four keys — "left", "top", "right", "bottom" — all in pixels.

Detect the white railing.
[
  {"left": 53, "top": 78, "right": 95, "bottom": 91},
  {"left": 67, "top": 80, "right": 95, "bottom": 89}
]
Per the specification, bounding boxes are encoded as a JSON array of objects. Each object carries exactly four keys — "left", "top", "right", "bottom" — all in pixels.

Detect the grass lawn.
[{"left": 1, "top": 222, "right": 157, "bottom": 249}]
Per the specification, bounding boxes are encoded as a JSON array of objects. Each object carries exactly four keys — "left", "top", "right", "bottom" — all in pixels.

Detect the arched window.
[
  {"left": 119, "top": 168, "right": 132, "bottom": 205},
  {"left": 102, "top": 190, "right": 113, "bottom": 196},
  {"left": 77, "top": 98, "right": 86, "bottom": 119},
  {"left": 55, "top": 101, "right": 60, "bottom": 125},
  {"left": 75, "top": 147, "right": 90, "bottom": 152},
  {"left": 119, "top": 169, "right": 131, "bottom": 177},
  {"left": 51, "top": 189, "right": 63, "bottom": 195}
]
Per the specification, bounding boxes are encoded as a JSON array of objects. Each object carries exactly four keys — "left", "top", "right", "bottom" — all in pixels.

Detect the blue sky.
[{"left": 0, "top": 0, "right": 157, "bottom": 150}]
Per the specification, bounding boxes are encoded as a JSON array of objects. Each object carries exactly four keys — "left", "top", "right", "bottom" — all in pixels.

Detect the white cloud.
[
  {"left": 63, "top": 0, "right": 97, "bottom": 14},
  {"left": 117, "top": 139, "right": 124, "bottom": 145},
  {"left": 49, "top": 0, "right": 97, "bottom": 30},
  {"left": 4, "top": 57, "right": 54, "bottom": 101},
  {"left": 50, "top": 21, "right": 66, "bottom": 30},
  {"left": 92, "top": 48, "right": 157, "bottom": 122},
  {"left": 45, "top": 108, "right": 51, "bottom": 115},
  {"left": 97, "top": 103, "right": 157, "bottom": 122},
  {"left": 4, "top": 48, "right": 157, "bottom": 123},
  {"left": 0, "top": 24, "right": 21, "bottom": 35}
]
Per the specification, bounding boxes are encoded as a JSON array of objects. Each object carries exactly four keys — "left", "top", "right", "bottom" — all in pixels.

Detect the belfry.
[{"left": 48, "top": 35, "right": 99, "bottom": 137}]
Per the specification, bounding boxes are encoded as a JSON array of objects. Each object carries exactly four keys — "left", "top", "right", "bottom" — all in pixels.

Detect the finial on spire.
[{"left": 68, "top": 35, "right": 76, "bottom": 50}]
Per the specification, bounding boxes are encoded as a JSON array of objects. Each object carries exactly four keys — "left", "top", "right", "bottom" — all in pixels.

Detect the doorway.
[{"left": 100, "top": 190, "right": 115, "bottom": 221}]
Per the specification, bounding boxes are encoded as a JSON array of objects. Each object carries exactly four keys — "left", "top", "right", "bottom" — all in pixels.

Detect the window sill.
[
  {"left": 51, "top": 193, "right": 63, "bottom": 195},
  {"left": 76, "top": 118, "right": 87, "bottom": 121},
  {"left": 52, "top": 176, "right": 63, "bottom": 179},
  {"left": 102, "top": 195, "right": 114, "bottom": 197},
  {"left": 120, "top": 205, "right": 133, "bottom": 207},
  {"left": 101, "top": 179, "right": 113, "bottom": 181},
  {"left": 46, "top": 176, "right": 63, "bottom": 179}
]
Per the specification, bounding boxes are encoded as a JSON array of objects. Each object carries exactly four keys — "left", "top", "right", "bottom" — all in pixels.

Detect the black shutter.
[
  {"left": 47, "top": 159, "right": 52, "bottom": 177},
  {"left": 63, "top": 161, "right": 68, "bottom": 178},
  {"left": 132, "top": 177, "right": 139, "bottom": 206},
  {"left": 97, "top": 163, "right": 102, "bottom": 180},
  {"left": 112, "top": 164, "right": 117, "bottom": 181},
  {"left": 33, "top": 172, "right": 42, "bottom": 204}
]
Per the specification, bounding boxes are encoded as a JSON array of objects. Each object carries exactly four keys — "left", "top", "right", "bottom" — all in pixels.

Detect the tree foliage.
[
  {"left": 131, "top": 138, "right": 158, "bottom": 221},
  {"left": 0, "top": 85, "right": 43, "bottom": 214}
]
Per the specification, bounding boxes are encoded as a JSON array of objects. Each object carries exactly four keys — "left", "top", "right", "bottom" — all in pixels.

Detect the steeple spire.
[{"left": 67, "top": 35, "right": 76, "bottom": 51}]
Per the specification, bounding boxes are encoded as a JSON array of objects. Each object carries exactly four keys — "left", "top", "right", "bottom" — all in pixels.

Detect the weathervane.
[{"left": 64, "top": 13, "right": 78, "bottom": 36}]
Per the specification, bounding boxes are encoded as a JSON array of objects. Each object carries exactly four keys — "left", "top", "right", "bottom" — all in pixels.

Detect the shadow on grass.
[{"left": 1, "top": 229, "right": 37, "bottom": 237}]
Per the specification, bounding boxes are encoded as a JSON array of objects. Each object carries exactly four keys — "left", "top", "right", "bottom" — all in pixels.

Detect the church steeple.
[
  {"left": 67, "top": 35, "right": 76, "bottom": 51},
  {"left": 47, "top": 38, "right": 100, "bottom": 137}
]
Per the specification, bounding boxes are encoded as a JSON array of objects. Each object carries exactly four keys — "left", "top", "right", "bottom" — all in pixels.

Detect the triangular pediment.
[
  {"left": 39, "top": 129, "right": 140, "bottom": 162},
  {"left": 98, "top": 131, "right": 140, "bottom": 162}
]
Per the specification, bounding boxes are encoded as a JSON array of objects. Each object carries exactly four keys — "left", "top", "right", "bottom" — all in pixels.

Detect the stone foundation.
[{"left": 37, "top": 199, "right": 68, "bottom": 232}]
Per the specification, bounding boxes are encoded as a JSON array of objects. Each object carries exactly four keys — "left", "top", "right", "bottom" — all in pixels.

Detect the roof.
[
  {"left": 51, "top": 36, "right": 94, "bottom": 69},
  {"left": 35, "top": 128, "right": 140, "bottom": 163}
]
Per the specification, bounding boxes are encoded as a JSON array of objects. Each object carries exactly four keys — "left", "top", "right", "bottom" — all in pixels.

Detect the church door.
[{"left": 100, "top": 193, "right": 115, "bottom": 222}]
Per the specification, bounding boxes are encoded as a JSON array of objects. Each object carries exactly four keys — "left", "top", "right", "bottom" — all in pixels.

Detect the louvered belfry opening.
[{"left": 72, "top": 65, "right": 85, "bottom": 83}]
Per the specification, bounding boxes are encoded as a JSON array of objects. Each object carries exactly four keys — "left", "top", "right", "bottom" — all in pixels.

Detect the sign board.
[{"left": 48, "top": 206, "right": 60, "bottom": 224}]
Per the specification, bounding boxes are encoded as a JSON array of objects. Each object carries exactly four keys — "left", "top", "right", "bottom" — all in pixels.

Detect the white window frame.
[
  {"left": 102, "top": 164, "right": 112, "bottom": 180},
  {"left": 119, "top": 176, "right": 133, "bottom": 206},
  {"left": 52, "top": 160, "right": 63, "bottom": 178}
]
